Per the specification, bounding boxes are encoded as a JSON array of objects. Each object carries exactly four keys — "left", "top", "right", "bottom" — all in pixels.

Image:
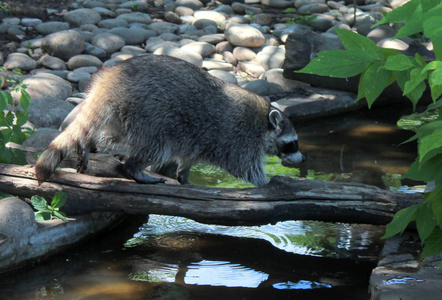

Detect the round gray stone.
[
  {"left": 35, "top": 21, "right": 69, "bottom": 35},
  {"left": 67, "top": 54, "right": 103, "bottom": 70},
  {"left": 98, "top": 18, "right": 128, "bottom": 29},
  {"left": 91, "top": 32, "right": 125, "bottom": 55},
  {"left": 176, "top": 0, "right": 204, "bottom": 10},
  {"left": 41, "top": 30, "right": 86, "bottom": 60},
  {"left": 28, "top": 97, "right": 75, "bottom": 128},
  {"left": 109, "top": 27, "right": 152, "bottom": 45},
  {"left": 208, "top": 69, "right": 238, "bottom": 84},
  {"left": 3, "top": 52, "right": 37, "bottom": 71},
  {"left": 117, "top": 12, "right": 152, "bottom": 24},
  {"left": 39, "top": 55, "right": 67, "bottom": 70},
  {"left": 242, "top": 79, "right": 283, "bottom": 95},
  {"left": 257, "top": 46, "right": 285, "bottom": 70},
  {"left": 181, "top": 42, "right": 216, "bottom": 57},
  {"left": 225, "top": 25, "right": 266, "bottom": 47},
  {"left": 64, "top": 8, "right": 102, "bottom": 26}
]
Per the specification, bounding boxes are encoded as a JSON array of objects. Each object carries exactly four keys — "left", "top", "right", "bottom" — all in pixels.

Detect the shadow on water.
[{"left": 0, "top": 106, "right": 420, "bottom": 299}]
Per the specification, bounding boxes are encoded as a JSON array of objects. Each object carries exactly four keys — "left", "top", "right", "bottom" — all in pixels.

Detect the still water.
[{"left": 0, "top": 107, "right": 419, "bottom": 299}]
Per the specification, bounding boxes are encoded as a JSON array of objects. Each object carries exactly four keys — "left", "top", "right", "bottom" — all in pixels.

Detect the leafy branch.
[
  {"left": 296, "top": 0, "right": 442, "bottom": 266},
  {"left": 31, "top": 192, "right": 67, "bottom": 221}
]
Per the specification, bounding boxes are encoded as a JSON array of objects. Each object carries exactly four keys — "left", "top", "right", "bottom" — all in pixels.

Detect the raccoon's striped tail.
[{"left": 34, "top": 128, "right": 82, "bottom": 185}]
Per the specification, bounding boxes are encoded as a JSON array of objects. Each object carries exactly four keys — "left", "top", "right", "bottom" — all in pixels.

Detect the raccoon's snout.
[{"left": 281, "top": 151, "right": 305, "bottom": 167}]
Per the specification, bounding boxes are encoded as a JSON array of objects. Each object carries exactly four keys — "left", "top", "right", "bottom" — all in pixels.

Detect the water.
[{"left": 0, "top": 107, "right": 419, "bottom": 299}]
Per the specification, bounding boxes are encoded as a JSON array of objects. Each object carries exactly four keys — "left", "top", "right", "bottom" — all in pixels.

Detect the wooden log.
[{"left": 0, "top": 161, "right": 422, "bottom": 226}]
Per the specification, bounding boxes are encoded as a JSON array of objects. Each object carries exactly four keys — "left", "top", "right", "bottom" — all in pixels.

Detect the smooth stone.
[
  {"left": 208, "top": 70, "right": 238, "bottom": 84},
  {"left": 225, "top": 24, "right": 266, "bottom": 47},
  {"left": 260, "top": 68, "right": 310, "bottom": 90},
  {"left": 22, "top": 128, "right": 60, "bottom": 149},
  {"left": 83, "top": 43, "right": 107, "bottom": 59},
  {"left": 194, "top": 10, "right": 227, "bottom": 24},
  {"left": 67, "top": 71, "right": 91, "bottom": 83},
  {"left": 377, "top": 38, "right": 409, "bottom": 51},
  {"left": 242, "top": 79, "right": 284, "bottom": 96},
  {"left": 3, "top": 52, "right": 37, "bottom": 71},
  {"left": 164, "top": 11, "right": 182, "bottom": 24},
  {"left": 35, "top": 22, "right": 69, "bottom": 35},
  {"left": 198, "top": 33, "right": 225, "bottom": 44},
  {"left": 232, "top": 46, "right": 257, "bottom": 61},
  {"left": 148, "top": 22, "right": 179, "bottom": 34},
  {"left": 237, "top": 60, "right": 266, "bottom": 77},
  {"left": 257, "top": 46, "right": 285, "bottom": 70},
  {"left": 98, "top": 18, "right": 128, "bottom": 29},
  {"left": 175, "top": 6, "right": 195, "bottom": 16},
  {"left": 92, "top": 7, "right": 116, "bottom": 17},
  {"left": 261, "top": 0, "right": 291, "bottom": 8},
  {"left": 252, "top": 14, "right": 273, "bottom": 26},
  {"left": 145, "top": 37, "right": 179, "bottom": 52},
  {"left": 153, "top": 49, "right": 203, "bottom": 68},
  {"left": 119, "top": 1, "right": 149, "bottom": 11},
  {"left": 367, "top": 25, "right": 397, "bottom": 44},
  {"left": 21, "top": 18, "right": 43, "bottom": 27},
  {"left": 308, "top": 15, "right": 334, "bottom": 32},
  {"left": 28, "top": 97, "right": 75, "bottom": 128},
  {"left": 64, "top": 8, "right": 102, "bottom": 26},
  {"left": 39, "top": 55, "right": 67, "bottom": 70},
  {"left": 202, "top": 60, "right": 234, "bottom": 71},
  {"left": 117, "top": 12, "right": 152, "bottom": 24},
  {"left": 176, "top": 0, "right": 204, "bottom": 10},
  {"left": 181, "top": 42, "right": 216, "bottom": 57},
  {"left": 298, "top": 3, "right": 330, "bottom": 13},
  {"left": 120, "top": 45, "right": 146, "bottom": 55},
  {"left": 83, "top": 0, "right": 107, "bottom": 8},
  {"left": 41, "top": 30, "right": 85, "bottom": 60},
  {"left": 91, "top": 32, "right": 126, "bottom": 55},
  {"left": 67, "top": 54, "right": 103, "bottom": 70},
  {"left": 108, "top": 27, "right": 153, "bottom": 45}
]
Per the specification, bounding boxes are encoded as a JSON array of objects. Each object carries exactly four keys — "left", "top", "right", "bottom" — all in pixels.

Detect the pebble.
[
  {"left": 64, "top": 8, "right": 102, "bottom": 26},
  {"left": 41, "top": 30, "right": 86, "bottom": 60},
  {"left": 91, "top": 32, "right": 125, "bottom": 55},
  {"left": 225, "top": 25, "right": 266, "bottom": 47}
]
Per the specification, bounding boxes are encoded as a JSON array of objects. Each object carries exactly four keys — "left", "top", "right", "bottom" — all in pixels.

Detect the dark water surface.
[{"left": 0, "top": 107, "right": 420, "bottom": 299}]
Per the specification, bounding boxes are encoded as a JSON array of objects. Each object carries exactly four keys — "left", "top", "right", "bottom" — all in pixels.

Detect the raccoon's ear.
[{"left": 269, "top": 109, "right": 283, "bottom": 130}]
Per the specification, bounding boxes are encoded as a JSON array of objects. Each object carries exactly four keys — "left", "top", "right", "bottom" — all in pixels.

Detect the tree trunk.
[{"left": 0, "top": 161, "right": 422, "bottom": 226}]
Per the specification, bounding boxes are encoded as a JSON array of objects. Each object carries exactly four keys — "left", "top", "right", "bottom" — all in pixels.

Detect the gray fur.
[{"left": 35, "top": 54, "right": 303, "bottom": 186}]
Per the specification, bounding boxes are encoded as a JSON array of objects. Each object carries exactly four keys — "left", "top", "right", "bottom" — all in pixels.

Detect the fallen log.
[{"left": 0, "top": 160, "right": 422, "bottom": 226}]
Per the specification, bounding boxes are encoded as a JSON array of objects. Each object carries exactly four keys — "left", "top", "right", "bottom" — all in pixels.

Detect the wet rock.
[
  {"left": 35, "top": 21, "right": 70, "bottom": 35},
  {"left": 41, "top": 30, "right": 86, "bottom": 60},
  {"left": 64, "top": 8, "right": 102, "bottom": 26},
  {"left": 225, "top": 24, "right": 266, "bottom": 47},
  {"left": 91, "top": 32, "right": 125, "bottom": 55},
  {"left": 3, "top": 52, "right": 37, "bottom": 72},
  {"left": 67, "top": 54, "right": 103, "bottom": 70}
]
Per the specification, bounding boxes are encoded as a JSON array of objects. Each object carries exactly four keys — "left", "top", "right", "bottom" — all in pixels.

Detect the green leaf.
[
  {"left": 359, "top": 61, "right": 393, "bottom": 107},
  {"left": 382, "top": 204, "right": 420, "bottom": 239},
  {"left": 404, "top": 67, "right": 428, "bottom": 95},
  {"left": 0, "top": 146, "right": 12, "bottom": 164},
  {"left": 10, "top": 148, "right": 27, "bottom": 165},
  {"left": 0, "top": 91, "right": 10, "bottom": 111},
  {"left": 414, "top": 53, "right": 427, "bottom": 67},
  {"left": 416, "top": 202, "right": 437, "bottom": 242},
  {"left": 31, "top": 195, "right": 49, "bottom": 211},
  {"left": 395, "top": 14, "right": 424, "bottom": 39},
  {"left": 427, "top": 99, "right": 442, "bottom": 111},
  {"left": 404, "top": 156, "right": 439, "bottom": 183},
  {"left": 35, "top": 211, "right": 52, "bottom": 221},
  {"left": 428, "top": 187, "right": 442, "bottom": 223},
  {"left": 296, "top": 49, "right": 373, "bottom": 78},
  {"left": 405, "top": 80, "right": 427, "bottom": 110},
  {"left": 335, "top": 28, "right": 382, "bottom": 60},
  {"left": 374, "top": 0, "right": 420, "bottom": 26},
  {"left": 418, "top": 128, "right": 442, "bottom": 163},
  {"left": 384, "top": 54, "right": 415, "bottom": 71},
  {"left": 53, "top": 210, "right": 67, "bottom": 221},
  {"left": 14, "top": 111, "right": 28, "bottom": 127},
  {"left": 51, "top": 191, "right": 67, "bottom": 209},
  {"left": 421, "top": 227, "right": 442, "bottom": 259},
  {"left": 423, "top": 16, "right": 442, "bottom": 60},
  {"left": 19, "top": 90, "right": 31, "bottom": 111}
]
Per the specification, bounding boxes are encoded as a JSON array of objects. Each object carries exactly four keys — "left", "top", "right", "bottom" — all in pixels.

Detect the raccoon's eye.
[{"left": 279, "top": 140, "right": 299, "bottom": 154}]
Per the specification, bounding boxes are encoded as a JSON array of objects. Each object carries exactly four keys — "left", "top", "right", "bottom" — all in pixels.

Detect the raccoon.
[{"left": 35, "top": 55, "right": 304, "bottom": 187}]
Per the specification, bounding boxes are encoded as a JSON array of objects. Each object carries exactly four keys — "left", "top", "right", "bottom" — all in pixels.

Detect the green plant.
[
  {"left": 284, "top": 8, "right": 317, "bottom": 26},
  {"left": 31, "top": 192, "right": 67, "bottom": 221},
  {"left": 296, "top": 0, "right": 442, "bottom": 266},
  {"left": 0, "top": 67, "right": 32, "bottom": 164},
  {"left": 0, "top": 1, "right": 10, "bottom": 15}
]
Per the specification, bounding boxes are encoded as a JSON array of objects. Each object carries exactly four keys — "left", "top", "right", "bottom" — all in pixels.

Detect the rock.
[
  {"left": 117, "top": 12, "right": 152, "bottom": 24},
  {"left": 21, "top": 18, "right": 43, "bottom": 28},
  {"left": 0, "top": 197, "right": 37, "bottom": 242},
  {"left": 154, "top": 49, "right": 203, "bottom": 68},
  {"left": 23, "top": 128, "right": 60, "bottom": 148},
  {"left": 308, "top": 15, "right": 334, "bottom": 32},
  {"left": 181, "top": 42, "right": 216, "bottom": 57},
  {"left": 222, "top": 51, "right": 237, "bottom": 66},
  {"left": 92, "top": 7, "right": 116, "bottom": 18},
  {"left": 367, "top": 25, "right": 397, "bottom": 44},
  {"left": 28, "top": 97, "right": 75, "bottom": 128},
  {"left": 260, "top": 68, "right": 310, "bottom": 90},
  {"left": 377, "top": 38, "right": 409, "bottom": 51},
  {"left": 82, "top": 43, "right": 106, "bottom": 59},
  {"left": 242, "top": 79, "right": 284, "bottom": 95},
  {"left": 214, "top": 4, "right": 234, "bottom": 15},
  {"left": 67, "top": 70, "right": 91, "bottom": 83},
  {"left": 176, "top": 0, "right": 204, "bottom": 10},
  {"left": 225, "top": 25, "right": 266, "bottom": 47},
  {"left": 175, "top": 6, "right": 195, "bottom": 16},
  {"left": 165, "top": 11, "right": 182, "bottom": 24},
  {"left": 121, "top": 45, "right": 146, "bottom": 55},
  {"left": 119, "top": 1, "right": 149, "bottom": 11},
  {"left": 252, "top": 14, "right": 273, "bottom": 26},
  {"left": 91, "top": 32, "right": 125, "bottom": 55},
  {"left": 39, "top": 55, "right": 67, "bottom": 70},
  {"left": 145, "top": 37, "right": 179, "bottom": 52},
  {"left": 3, "top": 52, "right": 37, "bottom": 72},
  {"left": 64, "top": 8, "right": 102, "bottom": 26},
  {"left": 298, "top": 3, "right": 329, "bottom": 13},
  {"left": 148, "top": 22, "right": 179, "bottom": 34},
  {"left": 98, "top": 18, "right": 128, "bottom": 29},
  {"left": 261, "top": 0, "right": 291, "bottom": 8},
  {"left": 67, "top": 54, "right": 103, "bottom": 70},
  {"left": 232, "top": 46, "right": 257, "bottom": 61},
  {"left": 35, "top": 21, "right": 69, "bottom": 35},
  {"left": 108, "top": 27, "right": 152, "bottom": 45},
  {"left": 84, "top": 0, "right": 107, "bottom": 8},
  {"left": 193, "top": 18, "right": 218, "bottom": 29},
  {"left": 198, "top": 33, "right": 225, "bottom": 44},
  {"left": 294, "top": 0, "right": 326, "bottom": 7},
  {"left": 12, "top": 73, "right": 72, "bottom": 104},
  {"left": 237, "top": 60, "right": 266, "bottom": 77},
  {"left": 194, "top": 10, "right": 227, "bottom": 25},
  {"left": 257, "top": 46, "right": 285, "bottom": 70},
  {"left": 202, "top": 59, "right": 234, "bottom": 71},
  {"left": 41, "top": 30, "right": 86, "bottom": 60},
  {"left": 208, "top": 70, "right": 238, "bottom": 84}
]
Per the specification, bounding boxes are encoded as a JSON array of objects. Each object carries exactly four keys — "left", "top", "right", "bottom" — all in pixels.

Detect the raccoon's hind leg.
[
  {"left": 177, "top": 160, "right": 192, "bottom": 184},
  {"left": 123, "top": 157, "right": 166, "bottom": 184},
  {"left": 76, "top": 145, "right": 90, "bottom": 174}
]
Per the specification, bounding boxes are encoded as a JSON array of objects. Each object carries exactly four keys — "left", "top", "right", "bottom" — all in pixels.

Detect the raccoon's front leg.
[
  {"left": 177, "top": 163, "right": 191, "bottom": 184},
  {"left": 123, "top": 157, "right": 166, "bottom": 184}
]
